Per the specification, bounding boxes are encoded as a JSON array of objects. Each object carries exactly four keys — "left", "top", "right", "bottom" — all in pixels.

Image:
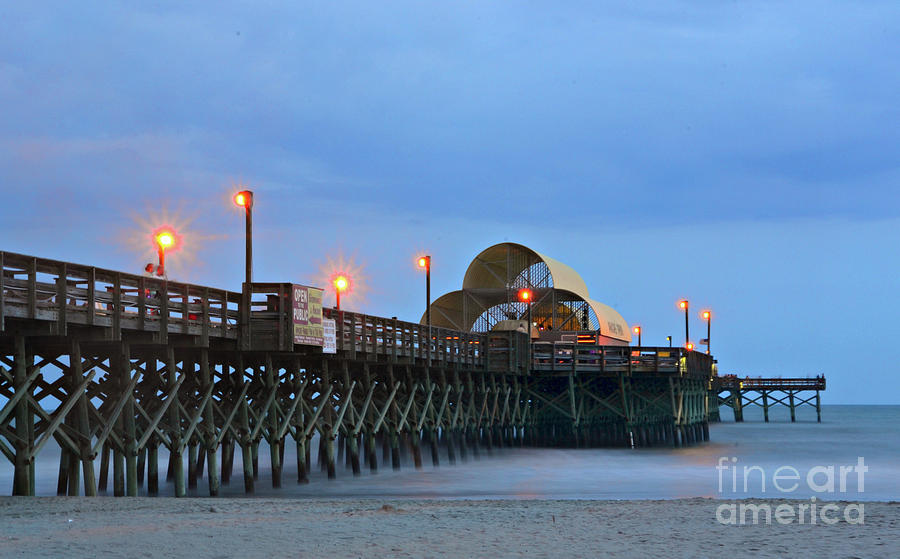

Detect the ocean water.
[{"left": 4, "top": 405, "right": 898, "bottom": 500}]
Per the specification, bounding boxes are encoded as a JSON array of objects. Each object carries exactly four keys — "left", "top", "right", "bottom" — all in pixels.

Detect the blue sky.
[{"left": 1, "top": 2, "right": 898, "bottom": 403}]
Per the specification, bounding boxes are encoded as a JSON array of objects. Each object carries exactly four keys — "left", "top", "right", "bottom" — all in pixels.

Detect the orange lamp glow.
[
  {"left": 234, "top": 190, "right": 253, "bottom": 209},
  {"left": 686, "top": 342, "right": 694, "bottom": 351},
  {"left": 702, "top": 310, "right": 711, "bottom": 320},
  {"left": 517, "top": 288, "right": 532, "bottom": 303},
  {"left": 633, "top": 326, "right": 641, "bottom": 334},
  {"left": 333, "top": 275, "right": 348, "bottom": 292},
  {"left": 417, "top": 256, "right": 430, "bottom": 270},
  {"left": 155, "top": 230, "right": 175, "bottom": 249},
  {"left": 679, "top": 300, "right": 688, "bottom": 310}
]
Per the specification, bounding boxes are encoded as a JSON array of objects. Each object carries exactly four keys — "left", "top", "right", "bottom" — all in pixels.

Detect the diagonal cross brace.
[
  {"left": 177, "top": 384, "right": 215, "bottom": 452},
  {"left": 275, "top": 380, "right": 308, "bottom": 441},
  {"left": 396, "top": 383, "right": 419, "bottom": 432},
  {"left": 332, "top": 381, "right": 357, "bottom": 438},
  {"left": 416, "top": 383, "right": 436, "bottom": 432},
  {"left": 214, "top": 382, "right": 252, "bottom": 447},
  {"left": 91, "top": 370, "right": 143, "bottom": 455},
  {"left": 249, "top": 386, "right": 280, "bottom": 442},
  {"left": 302, "top": 385, "right": 333, "bottom": 439},
  {"left": 135, "top": 373, "right": 185, "bottom": 451},
  {"left": 31, "top": 371, "right": 96, "bottom": 459},
  {"left": 0, "top": 364, "right": 42, "bottom": 425},
  {"left": 372, "top": 382, "right": 400, "bottom": 434}
]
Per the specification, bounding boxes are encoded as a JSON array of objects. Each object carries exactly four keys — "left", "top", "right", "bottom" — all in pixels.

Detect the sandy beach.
[{"left": 1, "top": 497, "right": 896, "bottom": 558}]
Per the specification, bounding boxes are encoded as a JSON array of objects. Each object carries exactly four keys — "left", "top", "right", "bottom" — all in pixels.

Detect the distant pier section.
[{"left": 711, "top": 375, "right": 826, "bottom": 423}]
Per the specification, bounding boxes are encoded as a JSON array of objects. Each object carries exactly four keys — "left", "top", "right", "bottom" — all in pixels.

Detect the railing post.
[
  {"left": 56, "top": 263, "right": 67, "bottom": 336},
  {"left": 240, "top": 283, "right": 250, "bottom": 351},
  {"left": 392, "top": 317, "right": 398, "bottom": 363},
  {"left": 182, "top": 284, "right": 190, "bottom": 334},
  {"left": 112, "top": 273, "right": 122, "bottom": 340},
  {"left": 87, "top": 268, "right": 96, "bottom": 325},
  {"left": 349, "top": 313, "right": 357, "bottom": 360},
  {"left": 137, "top": 276, "right": 146, "bottom": 329},
  {"left": 201, "top": 287, "right": 210, "bottom": 347},
  {"left": 159, "top": 280, "right": 169, "bottom": 344},
  {"left": 27, "top": 257, "right": 36, "bottom": 319}
]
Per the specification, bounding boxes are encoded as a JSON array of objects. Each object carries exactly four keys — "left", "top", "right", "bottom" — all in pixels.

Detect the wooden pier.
[
  {"left": 2, "top": 250, "right": 715, "bottom": 497},
  {"left": 711, "top": 375, "right": 826, "bottom": 422}
]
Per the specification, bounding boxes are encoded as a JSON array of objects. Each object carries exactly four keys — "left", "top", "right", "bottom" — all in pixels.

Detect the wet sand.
[{"left": 1, "top": 497, "right": 897, "bottom": 558}]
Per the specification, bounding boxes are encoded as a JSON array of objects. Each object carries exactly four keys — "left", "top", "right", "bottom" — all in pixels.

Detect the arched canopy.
[
  {"left": 424, "top": 243, "right": 631, "bottom": 342},
  {"left": 462, "top": 242, "right": 589, "bottom": 296}
]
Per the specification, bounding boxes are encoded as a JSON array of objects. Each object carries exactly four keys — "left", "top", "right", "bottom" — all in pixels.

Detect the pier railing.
[
  {"left": 0, "top": 251, "right": 241, "bottom": 342},
  {"left": 714, "top": 376, "right": 826, "bottom": 391},
  {"left": 532, "top": 342, "right": 713, "bottom": 377},
  {"left": 1, "top": 251, "right": 707, "bottom": 378}
]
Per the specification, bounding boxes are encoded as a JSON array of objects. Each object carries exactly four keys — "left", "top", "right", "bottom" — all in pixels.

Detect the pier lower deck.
[{"left": 711, "top": 376, "right": 826, "bottom": 422}]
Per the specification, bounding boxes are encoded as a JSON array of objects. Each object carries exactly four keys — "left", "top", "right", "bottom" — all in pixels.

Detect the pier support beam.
[
  {"left": 200, "top": 350, "right": 219, "bottom": 496},
  {"left": 167, "top": 347, "right": 185, "bottom": 497}
]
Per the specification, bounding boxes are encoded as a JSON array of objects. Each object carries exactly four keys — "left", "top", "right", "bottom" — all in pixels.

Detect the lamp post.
[
  {"left": 666, "top": 335, "right": 672, "bottom": 348},
  {"left": 701, "top": 310, "right": 711, "bottom": 355},
  {"left": 233, "top": 190, "right": 253, "bottom": 287},
  {"left": 517, "top": 288, "right": 533, "bottom": 333},
  {"left": 679, "top": 300, "right": 689, "bottom": 347},
  {"left": 333, "top": 275, "right": 348, "bottom": 311},
  {"left": 517, "top": 288, "right": 533, "bottom": 371},
  {"left": 633, "top": 326, "right": 642, "bottom": 347},
  {"left": 417, "top": 256, "right": 431, "bottom": 330},
  {"left": 154, "top": 229, "right": 175, "bottom": 277}
]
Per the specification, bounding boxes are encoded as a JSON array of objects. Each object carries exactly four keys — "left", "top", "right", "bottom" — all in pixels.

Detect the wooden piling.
[
  {"left": 266, "top": 354, "right": 282, "bottom": 489},
  {"left": 70, "top": 340, "right": 96, "bottom": 496},
  {"left": 236, "top": 355, "right": 254, "bottom": 494},
  {"left": 12, "top": 336, "right": 31, "bottom": 496},
  {"left": 120, "top": 345, "right": 138, "bottom": 497},
  {"left": 147, "top": 441, "right": 159, "bottom": 496},
  {"left": 98, "top": 443, "right": 110, "bottom": 493},
  {"left": 166, "top": 347, "right": 185, "bottom": 497},
  {"left": 200, "top": 350, "right": 219, "bottom": 496}
]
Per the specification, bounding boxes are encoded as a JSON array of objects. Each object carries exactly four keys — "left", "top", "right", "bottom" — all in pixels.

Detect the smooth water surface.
[{"left": 3, "top": 405, "right": 897, "bottom": 500}]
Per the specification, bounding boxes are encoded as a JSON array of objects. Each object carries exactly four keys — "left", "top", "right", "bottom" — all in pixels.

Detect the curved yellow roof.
[
  {"left": 537, "top": 252, "right": 590, "bottom": 299},
  {"left": 462, "top": 242, "right": 589, "bottom": 296},
  {"left": 425, "top": 242, "right": 631, "bottom": 342},
  {"left": 586, "top": 298, "right": 631, "bottom": 342}
]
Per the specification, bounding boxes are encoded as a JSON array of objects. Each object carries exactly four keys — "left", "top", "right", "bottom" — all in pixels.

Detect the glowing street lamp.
[
  {"left": 517, "top": 288, "right": 533, "bottom": 333},
  {"left": 518, "top": 288, "right": 534, "bottom": 370},
  {"left": 233, "top": 190, "right": 254, "bottom": 287},
  {"left": 678, "top": 300, "right": 689, "bottom": 347},
  {"left": 154, "top": 228, "right": 177, "bottom": 277},
  {"left": 333, "top": 275, "right": 349, "bottom": 311},
  {"left": 701, "top": 310, "right": 712, "bottom": 355},
  {"left": 417, "top": 256, "right": 431, "bottom": 332},
  {"left": 632, "top": 325, "right": 642, "bottom": 347},
  {"left": 666, "top": 335, "right": 672, "bottom": 347},
  {"left": 686, "top": 342, "right": 694, "bottom": 351}
]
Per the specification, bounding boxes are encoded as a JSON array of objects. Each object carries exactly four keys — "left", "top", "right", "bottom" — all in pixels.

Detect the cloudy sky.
[{"left": 1, "top": 2, "right": 897, "bottom": 403}]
